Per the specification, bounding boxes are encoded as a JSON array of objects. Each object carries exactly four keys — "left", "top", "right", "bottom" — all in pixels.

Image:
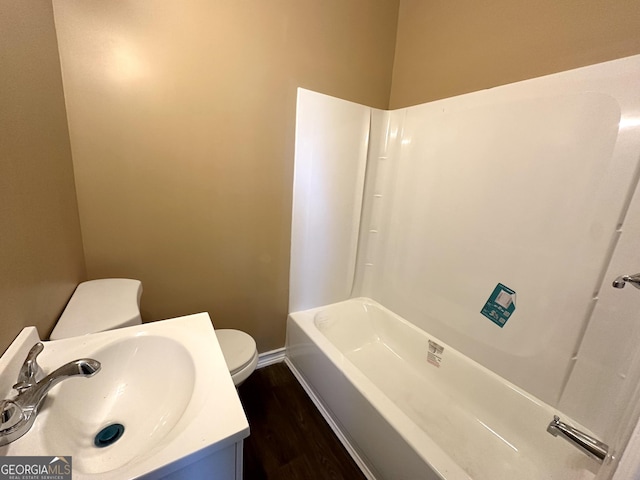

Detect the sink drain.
[{"left": 94, "top": 423, "right": 125, "bottom": 448}]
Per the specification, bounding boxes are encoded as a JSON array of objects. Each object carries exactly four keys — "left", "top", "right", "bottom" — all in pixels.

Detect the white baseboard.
[
  {"left": 256, "top": 347, "right": 286, "bottom": 369},
  {"left": 283, "top": 357, "right": 377, "bottom": 480}
]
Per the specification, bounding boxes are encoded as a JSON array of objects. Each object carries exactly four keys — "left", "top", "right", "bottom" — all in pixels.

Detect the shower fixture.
[{"left": 612, "top": 273, "right": 640, "bottom": 289}]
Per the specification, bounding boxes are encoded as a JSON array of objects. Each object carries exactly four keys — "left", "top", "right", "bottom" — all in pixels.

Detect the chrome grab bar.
[{"left": 547, "top": 415, "right": 609, "bottom": 463}]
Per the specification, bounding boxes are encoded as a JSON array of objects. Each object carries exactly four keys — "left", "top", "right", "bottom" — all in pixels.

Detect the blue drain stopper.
[{"left": 94, "top": 423, "right": 125, "bottom": 448}]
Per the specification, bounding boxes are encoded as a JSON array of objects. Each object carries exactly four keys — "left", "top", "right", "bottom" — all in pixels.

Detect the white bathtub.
[{"left": 285, "top": 298, "right": 601, "bottom": 480}]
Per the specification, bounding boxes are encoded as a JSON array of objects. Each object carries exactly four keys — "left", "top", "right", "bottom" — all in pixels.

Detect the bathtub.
[{"left": 285, "top": 297, "right": 601, "bottom": 480}]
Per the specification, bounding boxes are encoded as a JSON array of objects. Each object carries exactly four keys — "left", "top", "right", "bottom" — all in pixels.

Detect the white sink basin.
[
  {"left": 0, "top": 313, "right": 249, "bottom": 479},
  {"left": 42, "top": 336, "right": 195, "bottom": 474}
]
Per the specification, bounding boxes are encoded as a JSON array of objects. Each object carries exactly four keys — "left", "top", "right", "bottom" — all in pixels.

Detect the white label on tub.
[{"left": 427, "top": 340, "right": 444, "bottom": 367}]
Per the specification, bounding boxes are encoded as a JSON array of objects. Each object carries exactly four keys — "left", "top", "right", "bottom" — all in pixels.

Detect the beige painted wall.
[
  {"left": 0, "top": 1, "right": 86, "bottom": 353},
  {"left": 48, "top": 0, "right": 640, "bottom": 354},
  {"left": 52, "top": 0, "right": 399, "bottom": 352},
  {"left": 390, "top": 0, "right": 640, "bottom": 108}
]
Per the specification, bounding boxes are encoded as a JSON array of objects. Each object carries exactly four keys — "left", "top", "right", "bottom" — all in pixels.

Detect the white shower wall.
[
  {"left": 289, "top": 89, "right": 370, "bottom": 313},
  {"left": 291, "top": 55, "right": 640, "bottom": 443},
  {"left": 357, "top": 59, "right": 640, "bottom": 409}
]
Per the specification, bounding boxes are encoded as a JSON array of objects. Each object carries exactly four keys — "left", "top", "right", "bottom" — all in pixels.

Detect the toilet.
[
  {"left": 50, "top": 278, "right": 258, "bottom": 386},
  {"left": 50, "top": 278, "right": 143, "bottom": 340},
  {"left": 215, "top": 329, "right": 258, "bottom": 387}
]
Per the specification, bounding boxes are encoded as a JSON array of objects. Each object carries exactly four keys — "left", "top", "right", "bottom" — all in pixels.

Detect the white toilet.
[
  {"left": 50, "top": 278, "right": 143, "bottom": 340},
  {"left": 215, "top": 329, "right": 258, "bottom": 387},
  {"left": 50, "top": 278, "right": 258, "bottom": 386}
]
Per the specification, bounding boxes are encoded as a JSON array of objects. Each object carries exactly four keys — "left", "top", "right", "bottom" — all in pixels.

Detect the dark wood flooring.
[{"left": 238, "top": 362, "right": 368, "bottom": 480}]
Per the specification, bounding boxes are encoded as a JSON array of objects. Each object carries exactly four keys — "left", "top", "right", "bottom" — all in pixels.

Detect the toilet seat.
[{"left": 216, "top": 329, "right": 258, "bottom": 386}]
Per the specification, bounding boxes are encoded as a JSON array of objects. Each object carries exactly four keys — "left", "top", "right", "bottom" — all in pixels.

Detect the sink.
[
  {"left": 42, "top": 336, "right": 195, "bottom": 474},
  {"left": 0, "top": 313, "right": 249, "bottom": 479}
]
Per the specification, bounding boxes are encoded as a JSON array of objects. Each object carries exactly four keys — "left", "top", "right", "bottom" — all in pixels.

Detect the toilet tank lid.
[{"left": 50, "top": 279, "right": 143, "bottom": 340}]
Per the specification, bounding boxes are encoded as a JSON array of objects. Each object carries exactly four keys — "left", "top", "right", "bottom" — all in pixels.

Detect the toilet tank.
[{"left": 50, "top": 279, "right": 143, "bottom": 340}]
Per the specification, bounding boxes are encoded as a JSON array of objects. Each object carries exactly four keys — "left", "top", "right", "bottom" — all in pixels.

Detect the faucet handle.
[{"left": 13, "top": 342, "right": 44, "bottom": 392}]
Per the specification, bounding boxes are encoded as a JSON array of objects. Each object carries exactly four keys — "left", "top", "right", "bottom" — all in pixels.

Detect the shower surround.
[{"left": 287, "top": 55, "right": 640, "bottom": 479}]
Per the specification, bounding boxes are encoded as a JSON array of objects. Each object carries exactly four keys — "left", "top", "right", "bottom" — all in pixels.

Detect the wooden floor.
[{"left": 238, "top": 362, "right": 368, "bottom": 480}]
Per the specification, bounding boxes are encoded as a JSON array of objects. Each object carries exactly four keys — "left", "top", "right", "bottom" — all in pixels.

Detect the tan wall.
[
  {"left": 390, "top": 0, "right": 640, "bottom": 108},
  {"left": 52, "top": 0, "right": 399, "bottom": 352},
  {"left": 48, "top": 0, "right": 640, "bottom": 354},
  {"left": 0, "top": 1, "right": 86, "bottom": 353}
]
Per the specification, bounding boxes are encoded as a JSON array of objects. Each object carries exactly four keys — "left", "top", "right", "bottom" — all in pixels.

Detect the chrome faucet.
[
  {"left": 612, "top": 273, "right": 640, "bottom": 289},
  {"left": 0, "top": 342, "right": 101, "bottom": 446},
  {"left": 547, "top": 415, "right": 609, "bottom": 463}
]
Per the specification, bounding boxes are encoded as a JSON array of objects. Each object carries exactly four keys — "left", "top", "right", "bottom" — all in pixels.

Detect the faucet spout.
[
  {"left": 23, "top": 358, "right": 101, "bottom": 410},
  {"left": 0, "top": 345, "right": 101, "bottom": 446},
  {"left": 547, "top": 415, "right": 609, "bottom": 463},
  {"left": 612, "top": 273, "right": 640, "bottom": 289}
]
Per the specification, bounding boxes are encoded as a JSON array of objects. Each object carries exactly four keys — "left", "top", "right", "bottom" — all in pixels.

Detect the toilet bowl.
[
  {"left": 215, "top": 329, "right": 258, "bottom": 387},
  {"left": 49, "top": 279, "right": 258, "bottom": 386}
]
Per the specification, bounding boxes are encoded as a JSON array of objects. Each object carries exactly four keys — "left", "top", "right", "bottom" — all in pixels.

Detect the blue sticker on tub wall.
[{"left": 481, "top": 283, "right": 516, "bottom": 327}]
